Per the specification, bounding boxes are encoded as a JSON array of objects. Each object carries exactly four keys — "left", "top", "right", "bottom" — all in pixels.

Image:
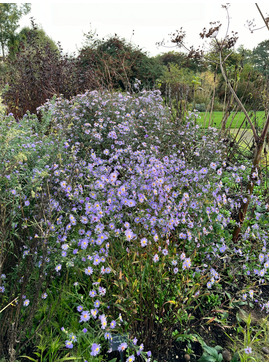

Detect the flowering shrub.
[
  {"left": 0, "top": 111, "right": 73, "bottom": 360},
  {"left": 0, "top": 90, "right": 268, "bottom": 361},
  {"left": 37, "top": 89, "right": 227, "bottom": 166}
]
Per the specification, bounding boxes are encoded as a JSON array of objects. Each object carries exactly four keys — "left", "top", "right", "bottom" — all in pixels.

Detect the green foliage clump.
[{"left": 78, "top": 33, "right": 163, "bottom": 92}]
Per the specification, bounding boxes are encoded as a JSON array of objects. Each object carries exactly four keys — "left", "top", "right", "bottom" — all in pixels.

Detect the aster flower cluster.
[
  {"left": 37, "top": 89, "right": 170, "bottom": 160},
  {"left": 1, "top": 90, "right": 268, "bottom": 361}
]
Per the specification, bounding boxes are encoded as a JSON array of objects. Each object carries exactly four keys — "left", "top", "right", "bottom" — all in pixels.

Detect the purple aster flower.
[
  {"left": 69, "top": 214, "right": 76, "bottom": 225},
  {"left": 85, "top": 266, "right": 93, "bottom": 275},
  {"left": 79, "top": 311, "right": 90, "bottom": 322},
  {"left": 125, "top": 229, "right": 135, "bottom": 241},
  {"left": 91, "top": 343, "right": 101, "bottom": 356},
  {"left": 153, "top": 254, "right": 159, "bottom": 263},
  {"left": 118, "top": 342, "right": 128, "bottom": 351},
  {"left": 101, "top": 319, "right": 107, "bottom": 329},
  {"left": 110, "top": 320, "right": 116, "bottom": 328},
  {"left": 80, "top": 238, "right": 89, "bottom": 250},
  {"left": 89, "top": 290, "right": 96, "bottom": 297},
  {"left": 104, "top": 332, "right": 112, "bottom": 340},
  {"left": 93, "top": 256, "right": 100, "bottom": 265},
  {"left": 98, "top": 286, "right": 106, "bottom": 296},
  {"left": 61, "top": 243, "right": 68, "bottom": 251},
  {"left": 82, "top": 328, "right": 88, "bottom": 333},
  {"left": 141, "top": 237, "right": 148, "bottom": 247},
  {"left": 55, "top": 264, "right": 62, "bottom": 272},
  {"left": 162, "top": 249, "right": 168, "bottom": 256},
  {"left": 259, "top": 254, "right": 265, "bottom": 263},
  {"left": 94, "top": 300, "right": 101, "bottom": 308},
  {"left": 244, "top": 347, "right": 252, "bottom": 354},
  {"left": 0, "top": 286, "right": 5, "bottom": 293},
  {"left": 81, "top": 216, "right": 89, "bottom": 224},
  {"left": 23, "top": 299, "right": 30, "bottom": 307},
  {"left": 127, "top": 199, "right": 136, "bottom": 207},
  {"left": 69, "top": 333, "right": 77, "bottom": 342},
  {"left": 133, "top": 337, "right": 138, "bottom": 345},
  {"left": 65, "top": 340, "right": 73, "bottom": 349},
  {"left": 126, "top": 355, "right": 135, "bottom": 362},
  {"left": 210, "top": 162, "right": 217, "bottom": 169},
  {"left": 182, "top": 258, "right": 191, "bottom": 269},
  {"left": 60, "top": 181, "right": 67, "bottom": 189},
  {"left": 91, "top": 308, "right": 98, "bottom": 318}
]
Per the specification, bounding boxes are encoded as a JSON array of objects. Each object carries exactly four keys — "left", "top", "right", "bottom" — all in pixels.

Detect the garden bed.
[{"left": 0, "top": 90, "right": 269, "bottom": 362}]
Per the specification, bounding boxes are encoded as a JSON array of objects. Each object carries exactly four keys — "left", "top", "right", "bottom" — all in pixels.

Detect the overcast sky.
[{"left": 17, "top": 1, "right": 269, "bottom": 57}]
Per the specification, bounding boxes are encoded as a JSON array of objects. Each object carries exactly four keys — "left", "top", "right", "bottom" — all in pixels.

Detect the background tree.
[
  {"left": 155, "top": 50, "right": 205, "bottom": 72},
  {"left": 78, "top": 33, "right": 162, "bottom": 91},
  {"left": 7, "top": 24, "right": 59, "bottom": 59},
  {"left": 157, "top": 63, "right": 196, "bottom": 118},
  {"left": 2, "top": 21, "right": 80, "bottom": 118},
  {"left": 251, "top": 39, "right": 269, "bottom": 76},
  {"left": 0, "top": 3, "right": 31, "bottom": 60}
]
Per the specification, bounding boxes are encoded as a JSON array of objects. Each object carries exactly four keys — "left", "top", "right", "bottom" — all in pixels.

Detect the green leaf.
[
  {"left": 218, "top": 353, "right": 223, "bottom": 361},
  {"left": 231, "top": 352, "right": 240, "bottom": 362},
  {"left": 198, "top": 354, "right": 209, "bottom": 361},
  {"left": 207, "top": 357, "right": 218, "bottom": 362},
  {"left": 203, "top": 345, "right": 218, "bottom": 357},
  {"left": 20, "top": 355, "right": 38, "bottom": 362},
  {"left": 58, "top": 356, "right": 81, "bottom": 362}
]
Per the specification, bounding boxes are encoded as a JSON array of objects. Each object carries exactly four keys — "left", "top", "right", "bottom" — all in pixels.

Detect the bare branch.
[{"left": 255, "top": 3, "right": 269, "bottom": 32}]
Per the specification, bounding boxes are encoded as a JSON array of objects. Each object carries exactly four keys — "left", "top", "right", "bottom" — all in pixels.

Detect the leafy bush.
[
  {"left": 78, "top": 34, "right": 163, "bottom": 91},
  {"left": 0, "top": 111, "right": 73, "bottom": 360},
  {"left": 2, "top": 21, "right": 82, "bottom": 119},
  {"left": 0, "top": 89, "right": 268, "bottom": 361}
]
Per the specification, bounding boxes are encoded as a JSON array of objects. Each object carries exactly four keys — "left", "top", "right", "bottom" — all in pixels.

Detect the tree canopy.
[
  {"left": 0, "top": 3, "right": 31, "bottom": 59},
  {"left": 251, "top": 39, "right": 269, "bottom": 76}
]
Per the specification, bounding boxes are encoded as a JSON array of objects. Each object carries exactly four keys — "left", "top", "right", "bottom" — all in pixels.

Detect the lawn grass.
[{"left": 197, "top": 111, "right": 266, "bottom": 129}]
